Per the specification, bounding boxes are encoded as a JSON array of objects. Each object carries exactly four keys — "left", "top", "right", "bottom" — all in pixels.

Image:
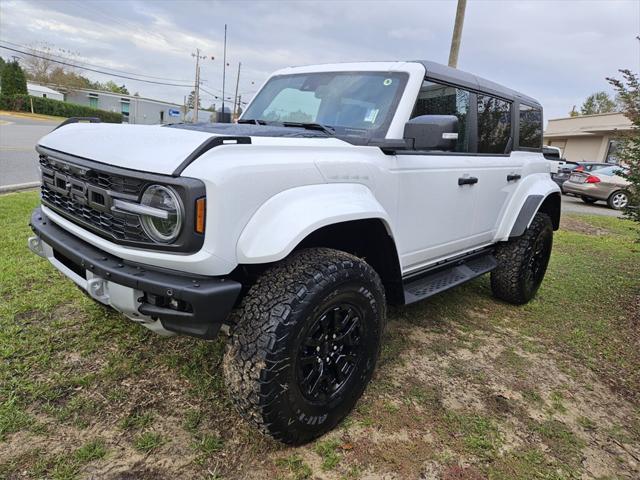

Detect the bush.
[
  {"left": 607, "top": 69, "right": 640, "bottom": 232},
  {"left": 0, "top": 60, "right": 28, "bottom": 96},
  {"left": 0, "top": 94, "right": 122, "bottom": 123}
]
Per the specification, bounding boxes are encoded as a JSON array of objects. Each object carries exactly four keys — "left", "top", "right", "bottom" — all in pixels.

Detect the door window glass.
[
  {"left": 411, "top": 80, "right": 470, "bottom": 152},
  {"left": 478, "top": 95, "right": 512, "bottom": 154},
  {"left": 518, "top": 104, "right": 542, "bottom": 149}
]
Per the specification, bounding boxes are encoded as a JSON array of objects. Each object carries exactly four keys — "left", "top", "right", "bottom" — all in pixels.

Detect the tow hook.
[
  {"left": 87, "top": 277, "right": 109, "bottom": 304},
  {"left": 27, "top": 236, "right": 46, "bottom": 258}
]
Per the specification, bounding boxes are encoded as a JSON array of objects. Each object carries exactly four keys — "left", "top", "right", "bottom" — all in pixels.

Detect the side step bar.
[{"left": 403, "top": 254, "right": 497, "bottom": 304}]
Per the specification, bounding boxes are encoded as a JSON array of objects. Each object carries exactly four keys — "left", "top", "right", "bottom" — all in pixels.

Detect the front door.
[
  {"left": 394, "top": 153, "right": 480, "bottom": 274},
  {"left": 393, "top": 79, "right": 479, "bottom": 274}
]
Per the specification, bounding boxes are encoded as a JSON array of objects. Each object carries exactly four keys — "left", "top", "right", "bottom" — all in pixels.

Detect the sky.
[{"left": 0, "top": 0, "right": 639, "bottom": 121}]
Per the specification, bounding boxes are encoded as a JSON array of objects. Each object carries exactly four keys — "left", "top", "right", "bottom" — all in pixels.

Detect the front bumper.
[{"left": 29, "top": 207, "right": 241, "bottom": 339}]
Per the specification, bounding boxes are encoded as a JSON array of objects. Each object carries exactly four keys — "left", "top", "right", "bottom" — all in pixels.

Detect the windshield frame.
[{"left": 241, "top": 71, "right": 410, "bottom": 143}]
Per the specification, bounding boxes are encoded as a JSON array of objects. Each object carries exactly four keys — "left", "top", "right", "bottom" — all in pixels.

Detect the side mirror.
[{"left": 404, "top": 115, "right": 458, "bottom": 151}]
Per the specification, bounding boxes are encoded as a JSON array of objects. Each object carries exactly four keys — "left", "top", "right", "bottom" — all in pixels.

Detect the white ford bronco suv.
[{"left": 28, "top": 61, "right": 560, "bottom": 444}]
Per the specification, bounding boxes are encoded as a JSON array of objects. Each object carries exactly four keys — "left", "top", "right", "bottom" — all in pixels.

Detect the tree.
[
  {"left": 0, "top": 56, "right": 6, "bottom": 78},
  {"left": 22, "top": 44, "right": 58, "bottom": 83},
  {"left": 187, "top": 90, "right": 201, "bottom": 109},
  {"left": 607, "top": 69, "right": 640, "bottom": 230},
  {"left": 102, "top": 80, "right": 129, "bottom": 95},
  {"left": 580, "top": 91, "right": 618, "bottom": 115},
  {"left": 0, "top": 60, "right": 28, "bottom": 96}
]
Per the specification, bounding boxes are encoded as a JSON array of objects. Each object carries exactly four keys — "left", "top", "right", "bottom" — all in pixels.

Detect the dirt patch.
[{"left": 560, "top": 216, "right": 611, "bottom": 235}]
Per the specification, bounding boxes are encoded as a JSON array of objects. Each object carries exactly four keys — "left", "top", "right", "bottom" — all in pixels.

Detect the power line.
[
  {"left": 0, "top": 39, "right": 192, "bottom": 82},
  {"left": 199, "top": 86, "right": 247, "bottom": 105},
  {"left": 0, "top": 43, "right": 194, "bottom": 87}
]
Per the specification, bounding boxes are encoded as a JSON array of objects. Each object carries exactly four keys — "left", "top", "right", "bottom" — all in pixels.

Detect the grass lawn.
[{"left": 1, "top": 190, "right": 639, "bottom": 479}]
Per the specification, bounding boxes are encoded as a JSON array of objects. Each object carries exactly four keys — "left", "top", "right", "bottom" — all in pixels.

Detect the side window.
[
  {"left": 519, "top": 104, "right": 542, "bottom": 149},
  {"left": 477, "top": 95, "right": 511, "bottom": 154},
  {"left": 411, "top": 80, "right": 470, "bottom": 152}
]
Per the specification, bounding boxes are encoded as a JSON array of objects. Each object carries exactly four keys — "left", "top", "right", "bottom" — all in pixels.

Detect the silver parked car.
[{"left": 562, "top": 165, "right": 631, "bottom": 210}]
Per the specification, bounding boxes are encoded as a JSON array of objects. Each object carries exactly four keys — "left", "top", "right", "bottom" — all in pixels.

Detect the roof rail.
[{"left": 53, "top": 117, "right": 102, "bottom": 131}]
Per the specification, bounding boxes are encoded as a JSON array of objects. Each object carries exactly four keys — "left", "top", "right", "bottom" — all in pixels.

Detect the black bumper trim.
[{"left": 30, "top": 207, "right": 241, "bottom": 339}]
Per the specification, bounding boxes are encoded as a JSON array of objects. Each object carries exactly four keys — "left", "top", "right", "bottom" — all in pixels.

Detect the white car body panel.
[{"left": 38, "top": 123, "right": 214, "bottom": 175}]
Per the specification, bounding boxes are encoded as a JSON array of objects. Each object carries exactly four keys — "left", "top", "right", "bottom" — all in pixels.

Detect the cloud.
[{"left": 0, "top": 0, "right": 638, "bottom": 120}]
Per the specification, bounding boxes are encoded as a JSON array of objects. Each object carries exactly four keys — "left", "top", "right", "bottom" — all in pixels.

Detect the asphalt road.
[
  {"left": 0, "top": 113, "right": 59, "bottom": 189},
  {"left": 0, "top": 118, "right": 626, "bottom": 219},
  {"left": 560, "top": 193, "right": 623, "bottom": 217}
]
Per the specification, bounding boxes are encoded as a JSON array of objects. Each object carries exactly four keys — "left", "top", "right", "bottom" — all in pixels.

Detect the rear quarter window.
[
  {"left": 477, "top": 95, "right": 511, "bottom": 154},
  {"left": 519, "top": 104, "right": 542, "bottom": 149}
]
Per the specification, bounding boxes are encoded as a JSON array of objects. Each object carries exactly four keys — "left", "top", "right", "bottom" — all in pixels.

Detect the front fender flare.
[{"left": 237, "top": 183, "right": 393, "bottom": 264}]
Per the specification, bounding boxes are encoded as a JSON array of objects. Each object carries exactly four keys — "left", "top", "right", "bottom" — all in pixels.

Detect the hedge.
[{"left": 0, "top": 94, "right": 122, "bottom": 123}]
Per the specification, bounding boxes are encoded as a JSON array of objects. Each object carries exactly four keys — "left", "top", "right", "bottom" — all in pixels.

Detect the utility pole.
[
  {"left": 233, "top": 62, "right": 241, "bottom": 120},
  {"left": 448, "top": 0, "right": 467, "bottom": 68},
  {"left": 191, "top": 49, "right": 213, "bottom": 123},
  {"left": 221, "top": 24, "right": 228, "bottom": 122},
  {"left": 192, "top": 48, "right": 202, "bottom": 123}
]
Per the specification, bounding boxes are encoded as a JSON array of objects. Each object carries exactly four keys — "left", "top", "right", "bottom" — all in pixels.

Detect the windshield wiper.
[
  {"left": 237, "top": 118, "right": 267, "bottom": 125},
  {"left": 281, "top": 121, "right": 335, "bottom": 136}
]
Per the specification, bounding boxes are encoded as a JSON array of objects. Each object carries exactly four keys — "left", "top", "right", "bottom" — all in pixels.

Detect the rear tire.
[
  {"left": 581, "top": 196, "right": 597, "bottom": 204},
  {"left": 223, "top": 248, "right": 385, "bottom": 445},
  {"left": 491, "top": 213, "right": 553, "bottom": 305},
  {"left": 607, "top": 190, "right": 628, "bottom": 210}
]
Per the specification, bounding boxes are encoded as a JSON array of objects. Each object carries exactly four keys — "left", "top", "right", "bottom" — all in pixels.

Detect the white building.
[{"left": 27, "top": 83, "right": 64, "bottom": 101}]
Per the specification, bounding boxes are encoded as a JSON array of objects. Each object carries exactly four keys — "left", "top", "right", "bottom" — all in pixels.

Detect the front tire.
[
  {"left": 223, "top": 248, "right": 385, "bottom": 445},
  {"left": 491, "top": 213, "right": 553, "bottom": 305}
]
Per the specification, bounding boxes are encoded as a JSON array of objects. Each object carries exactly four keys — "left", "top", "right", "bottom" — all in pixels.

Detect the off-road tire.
[
  {"left": 491, "top": 213, "right": 553, "bottom": 305},
  {"left": 581, "top": 196, "right": 597, "bottom": 204},
  {"left": 223, "top": 248, "right": 385, "bottom": 445}
]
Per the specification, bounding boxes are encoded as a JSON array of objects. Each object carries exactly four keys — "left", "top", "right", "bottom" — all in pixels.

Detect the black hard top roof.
[{"left": 414, "top": 60, "right": 541, "bottom": 108}]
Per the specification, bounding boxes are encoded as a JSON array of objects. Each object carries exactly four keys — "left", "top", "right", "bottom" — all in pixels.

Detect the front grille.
[
  {"left": 37, "top": 146, "right": 206, "bottom": 253},
  {"left": 40, "top": 155, "right": 145, "bottom": 195},
  {"left": 41, "top": 185, "right": 147, "bottom": 241},
  {"left": 39, "top": 154, "right": 149, "bottom": 243}
]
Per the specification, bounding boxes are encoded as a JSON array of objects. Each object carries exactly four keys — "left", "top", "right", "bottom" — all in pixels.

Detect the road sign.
[{"left": 168, "top": 109, "right": 180, "bottom": 117}]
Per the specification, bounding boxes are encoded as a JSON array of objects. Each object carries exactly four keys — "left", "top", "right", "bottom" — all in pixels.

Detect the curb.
[{"left": 0, "top": 181, "right": 40, "bottom": 194}]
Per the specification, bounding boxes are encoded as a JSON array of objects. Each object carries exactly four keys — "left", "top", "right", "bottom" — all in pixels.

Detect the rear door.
[
  {"left": 470, "top": 100, "right": 544, "bottom": 244},
  {"left": 468, "top": 95, "right": 521, "bottom": 244}
]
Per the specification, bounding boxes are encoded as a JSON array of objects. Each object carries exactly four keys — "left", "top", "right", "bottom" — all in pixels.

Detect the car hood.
[{"left": 37, "top": 122, "right": 337, "bottom": 176}]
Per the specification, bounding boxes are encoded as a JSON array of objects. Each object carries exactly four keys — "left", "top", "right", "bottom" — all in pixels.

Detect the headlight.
[{"left": 140, "top": 185, "right": 183, "bottom": 243}]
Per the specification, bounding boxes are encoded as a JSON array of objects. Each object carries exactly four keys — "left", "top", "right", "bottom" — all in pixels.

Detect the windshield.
[{"left": 242, "top": 71, "right": 408, "bottom": 138}]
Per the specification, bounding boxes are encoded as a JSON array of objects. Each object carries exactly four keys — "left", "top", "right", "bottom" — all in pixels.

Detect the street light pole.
[
  {"left": 448, "top": 0, "right": 467, "bottom": 68},
  {"left": 221, "top": 24, "right": 228, "bottom": 122}
]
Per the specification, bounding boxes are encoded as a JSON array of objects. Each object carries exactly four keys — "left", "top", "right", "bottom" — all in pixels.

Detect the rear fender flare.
[{"left": 496, "top": 174, "right": 561, "bottom": 241}]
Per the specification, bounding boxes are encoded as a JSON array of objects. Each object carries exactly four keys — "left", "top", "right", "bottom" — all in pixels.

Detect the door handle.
[
  {"left": 507, "top": 174, "right": 521, "bottom": 182},
  {"left": 458, "top": 176, "right": 478, "bottom": 186}
]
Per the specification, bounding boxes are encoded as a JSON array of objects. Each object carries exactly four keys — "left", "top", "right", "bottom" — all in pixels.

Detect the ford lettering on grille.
[{"left": 40, "top": 154, "right": 148, "bottom": 243}]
